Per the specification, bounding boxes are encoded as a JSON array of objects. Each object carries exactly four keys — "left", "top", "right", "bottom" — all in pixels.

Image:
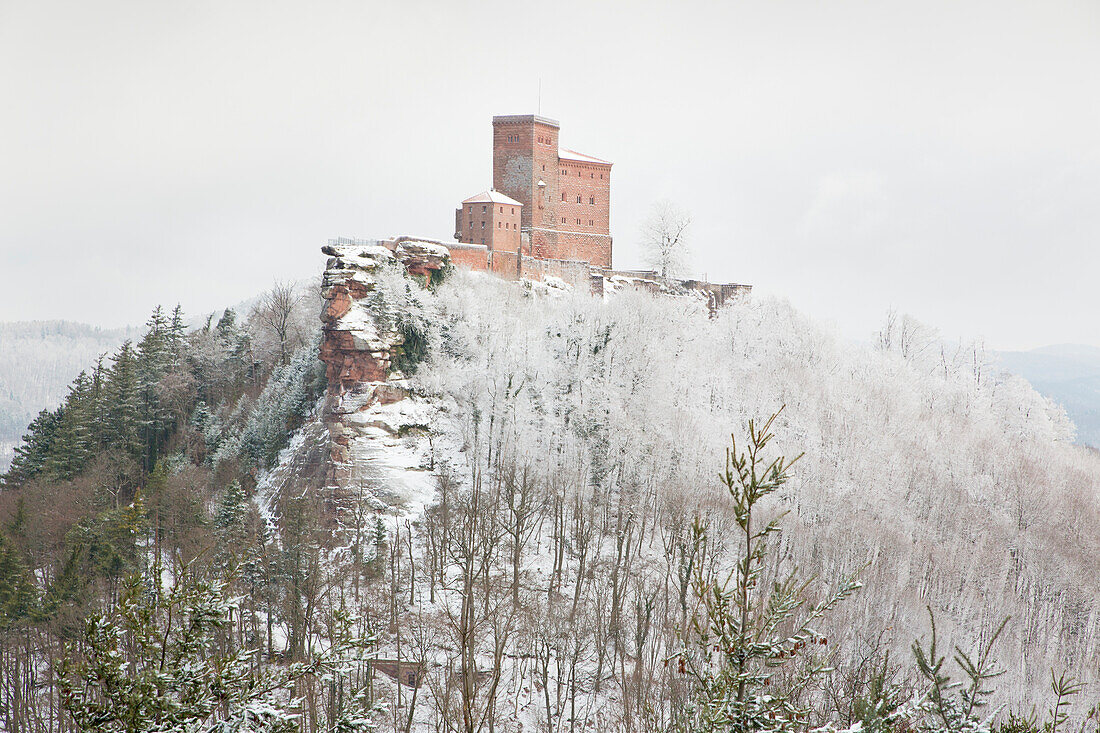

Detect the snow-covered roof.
[
  {"left": 558, "top": 148, "right": 611, "bottom": 165},
  {"left": 462, "top": 190, "right": 523, "bottom": 206}
]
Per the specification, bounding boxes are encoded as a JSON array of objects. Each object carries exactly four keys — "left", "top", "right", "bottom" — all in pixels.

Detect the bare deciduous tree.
[
  {"left": 641, "top": 200, "right": 692, "bottom": 279},
  {"left": 251, "top": 280, "right": 305, "bottom": 365}
]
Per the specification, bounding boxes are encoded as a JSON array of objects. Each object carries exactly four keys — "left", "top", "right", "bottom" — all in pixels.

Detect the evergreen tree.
[
  {"left": 0, "top": 530, "right": 37, "bottom": 630},
  {"left": 104, "top": 341, "right": 143, "bottom": 461},
  {"left": 59, "top": 561, "right": 378, "bottom": 732},
  {"left": 4, "top": 407, "right": 60, "bottom": 486},
  {"left": 911, "top": 608, "right": 1009, "bottom": 733},
  {"left": 674, "top": 411, "right": 862, "bottom": 732}
]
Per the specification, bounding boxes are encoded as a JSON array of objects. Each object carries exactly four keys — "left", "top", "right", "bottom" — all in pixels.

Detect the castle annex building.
[{"left": 456, "top": 115, "right": 613, "bottom": 270}]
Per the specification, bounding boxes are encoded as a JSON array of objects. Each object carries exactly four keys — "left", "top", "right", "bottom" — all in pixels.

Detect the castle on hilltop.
[
  {"left": 334, "top": 113, "right": 750, "bottom": 306},
  {"left": 456, "top": 115, "right": 613, "bottom": 269},
  {"left": 447, "top": 114, "right": 616, "bottom": 286}
]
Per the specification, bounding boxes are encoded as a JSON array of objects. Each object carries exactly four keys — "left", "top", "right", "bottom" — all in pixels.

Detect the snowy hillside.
[
  {"left": 270, "top": 259, "right": 1100, "bottom": 728},
  {"left": 5, "top": 260, "right": 1097, "bottom": 730},
  {"left": 403, "top": 273, "right": 1096, "bottom": 709}
]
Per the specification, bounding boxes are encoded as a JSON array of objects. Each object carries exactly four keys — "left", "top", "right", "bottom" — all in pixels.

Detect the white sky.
[{"left": 1, "top": 0, "right": 1097, "bottom": 349}]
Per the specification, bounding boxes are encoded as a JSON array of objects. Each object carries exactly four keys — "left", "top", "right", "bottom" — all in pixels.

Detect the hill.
[
  {"left": 996, "top": 344, "right": 1100, "bottom": 449},
  {"left": 1, "top": 251, "right": 1097, "bottom": 730}
]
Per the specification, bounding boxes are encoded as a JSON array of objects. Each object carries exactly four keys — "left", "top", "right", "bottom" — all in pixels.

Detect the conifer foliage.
[
  {"left": 58, "top": 560, "right": 378, "bottom": 733},
  {"left": 673, "top": 410, "right": 862, "bottom": 732},
  {"left": 0, "top": 291, "right": 333, "bottom": 732}
]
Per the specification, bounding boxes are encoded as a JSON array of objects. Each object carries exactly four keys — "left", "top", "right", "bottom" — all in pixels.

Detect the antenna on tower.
[{"left": 538, "top": 78, "right": 542, "bottom": 114}]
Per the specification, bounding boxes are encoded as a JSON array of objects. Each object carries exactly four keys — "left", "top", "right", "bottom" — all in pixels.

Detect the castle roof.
[
  {"left": 493, "top": 114, "right": 560, "bottom": 128},
  {"left": 559, "top": 148, "right": 611, "bottom": 165},
  {"left": 462, "top": 190, "right": 523, "bottom": 206}
]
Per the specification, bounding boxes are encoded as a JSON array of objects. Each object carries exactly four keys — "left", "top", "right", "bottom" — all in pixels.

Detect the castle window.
[
  {"left": 481, "top": 221, "right": 485, "bottom": 228},
  {"left": 589, "top": 196, "right": 595, "bottom": 204},
  {"left": 561, "top": 217, "right": 566, "bottom": 223},
  {"left": 600, "top": 174, "right": 604, "bottom": 179},
  {"left": 498, "top": 222, "right": 501, "bottom": 228},
  {"left": 499, "top": 206, "right": 503, "bottom": 213},
  {"left": 590, "top": 173, "right": 594, "bottom": 178},
  {"left": 576, "top": 218, "right": 581, "bottom": 225},
  {"left": 482, "top": 205, "right": 487, "bottom": 213},
  {"left": 576, "top": 195, "right": 582, "bottom": 203},
  {"left": 511, "top": 207, "right": 515, "bottom": 214},
  {"left": 589, "top": 219, "right": 594, "bottom": 225}
]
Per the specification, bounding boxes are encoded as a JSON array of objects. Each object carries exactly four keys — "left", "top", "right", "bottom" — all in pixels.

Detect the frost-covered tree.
[{"left": 641, "top": 199, "right": 692, "bottom": 279}]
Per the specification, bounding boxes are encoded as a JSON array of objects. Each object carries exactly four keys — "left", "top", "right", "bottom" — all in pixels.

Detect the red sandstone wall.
[
  {"left": 557, "top": 159, "right": 611, "bottom": 235},
  {"left": 456, "top": 201, "right": 521, "bottom": 252},
  {"left": 449, "top": 243, "right": 490, "bottom": 271},
  {"left": 493, "top": 116, "right": 560, "bottom": 233},
  {"left": 529, "top": 228, "right": 613, "bottom": 269},
  {"left": 490, "top": 250, "right": 522, "bottom": 280},
  {"left": 517, "top": 255, "right": 595, "bottom": 290}
]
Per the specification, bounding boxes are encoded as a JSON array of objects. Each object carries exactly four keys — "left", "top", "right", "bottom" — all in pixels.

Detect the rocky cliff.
[{"left": 317, "top": 240, "right": 449, "bottom": 490}]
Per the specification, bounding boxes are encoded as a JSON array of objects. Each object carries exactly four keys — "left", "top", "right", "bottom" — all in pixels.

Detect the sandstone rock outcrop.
[
  {"left": 318, "top": 241, "right": 448, "bottom": 480},
  {"left": 392, "top": 238, "right": 450, "bottom": 282}
]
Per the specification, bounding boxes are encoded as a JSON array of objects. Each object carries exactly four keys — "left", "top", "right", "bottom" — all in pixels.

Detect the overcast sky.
[{"left": 1, "top": 0, "right": 1097, "bottom": 349}]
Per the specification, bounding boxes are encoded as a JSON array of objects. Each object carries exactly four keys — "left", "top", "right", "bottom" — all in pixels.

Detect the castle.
[
  {"left": 447, "top": 114, "right": 616, "bottom": 285},
  {"left": 456, "top": 114, "right": 613, "bottom": 269},
  {"left": 339, "top": 113, "right": 750, "bottom": 305}
]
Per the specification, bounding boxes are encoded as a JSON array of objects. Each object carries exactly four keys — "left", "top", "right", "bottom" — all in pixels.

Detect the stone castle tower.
[{"left": 456, "top": 115, "right": 612, "bottom": 269}]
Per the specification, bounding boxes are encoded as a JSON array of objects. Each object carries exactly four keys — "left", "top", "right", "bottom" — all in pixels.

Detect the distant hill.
[
  {"left": 0, "top": 321, "right": 137, "bottom": 471},
  {"left": 996, "top": 344, "right": 1100, "bottom": 448}
]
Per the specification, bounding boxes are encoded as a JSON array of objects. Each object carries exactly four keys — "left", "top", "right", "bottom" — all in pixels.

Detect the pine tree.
[
  {"left": 3, "top": 407, "right": 60, "bottom": 486},
  {"left": 911, "top": 608, "right": 1009, "bottom": 733},
  {"left": 58, "top": 561, "right": 379, "bottom": 732},
  {"left": 673, "top": 410, "right": 862, "bottom": 732},
  {"left": 0, "top": 530, "right": 37, "bottom": 631},
  {"left": 104, "top": 341, "right": 143, "bottom": 461}
]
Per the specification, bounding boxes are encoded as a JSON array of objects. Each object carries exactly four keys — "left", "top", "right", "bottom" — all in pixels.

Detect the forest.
[
  {"left": 0, "top": 321, "right": 137, "bottom": 473},
  {"left": 1, "top": 262, "right": 1100, "bottom": 732}
]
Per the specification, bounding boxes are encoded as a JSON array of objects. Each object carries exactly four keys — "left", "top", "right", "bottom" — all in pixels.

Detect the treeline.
[
  {"left": 0, "top": 320, "right": 136, "bottom": 471},
  {"left": 0, "top": 285, "right": 333, "bottom": 732}
]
